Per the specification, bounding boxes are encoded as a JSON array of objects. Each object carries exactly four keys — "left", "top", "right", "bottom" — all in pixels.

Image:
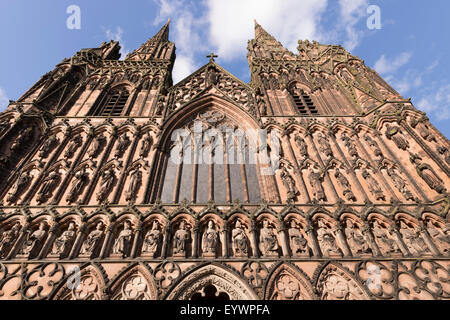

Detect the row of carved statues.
[{"left": 1, "top": 214, "right": 448, "bottom": 261}]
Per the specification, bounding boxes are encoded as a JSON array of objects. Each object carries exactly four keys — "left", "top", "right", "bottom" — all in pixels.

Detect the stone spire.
[
  {"left": 254, "top": 19, "right": 278, "bottom": 44},
  {"left": 125, "top": 19, "right": 174, "bottom": 61}
]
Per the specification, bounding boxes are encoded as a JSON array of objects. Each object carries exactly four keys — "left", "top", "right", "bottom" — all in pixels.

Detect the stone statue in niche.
[
  {"left": 20, "top": 222, "right": 47, "bottom": 258},
  {"left": 334, "top": 169, "right": 356, "bottom": 202},
  {"left": 139, "top": 132, "right": 153, "bottom": 158},
  {"left": 0, "top": 222, "right": 21, "bottom": 258},
  {"left": 7, "top": 171, "right": 32, "bottom": 203},
  {"left": 202, "top": 221, "right": 219, "bottom": 257},
  {"left": 142, "top": 221, "right": 162, "bottom": 257},
  {"left": 317, "top": 133, "right": 333, "bottom": 158},
  {"left": 426, "top": 220, "right": 449, "bottom": 254},
  {"left": 294, "top": 134, "right": 308, "bottom": 159},
  {"left": 10, "top": 127, "right": 33, "bottom": 153},
  {"left": 231, "top": 219, "right": 248, "bottom": 257},
  {"left": 66, "top": 168, "right": 88, "bottom": 204},
  {"left": 385, "top": 124, "right": 409, "bottom": 151},
  {"left": 410, "top": 118, "right": 436, "bottom": 142},
  {"left": 206, "top": 66, "right": 218, "bottom": 86},
  {"left": 288, "top": 221, "right": 309, "bottom": 256},
  {"left": 399, "top": 221, "right": 430, "bottom": 256},
  {"left": 341, "top": 132, "right": 358, "bottom": 161},
  {"left": 80, "top": 222, "right": 104, "bottom": 256},
  {"left": 409, "top": 154, "right": 446, "bottom": 194},
  {"left": 371, "top": 220, "right": 401, "bottom": 256},
  {"left": 112, "top": 221, "right": 134, "bottom": 257},
  {"left": 39, "top": 134, "right": 59, "bottom": 159},
  {"left": 344, "top": 220, "right": 371, "bottom": 256},
  {"left": 316, "top": 220, "right": 341, "bottom": 257},
  {"left": 36, "top": 171, "right": 61, "bottom": 204},
  {"left": 173, "top": 221, "right": 191, "bottom": 257},
  {"left": 308, "top": 167, "right": 326, "bottom": 202},
  {"left": 436, "top": 145, "right": 450, "bottom": 166},
  {"left": 88, "top": 132, "right": 106, "bottom": 158},
  {"left": 259, "top": 220, "right": 279, "bottom": 257},
  {"left": 280, "top": 166, "right": 299, "bottom": 202},
  {"left": 64, "top": 135, "right": 83, "bottom": 159},
  {"left": 386, "top": 166, "right": 414, "bottom": 201},
  {"left": 361, "top": 170, "right": 385, "bottom": 201},
  {"left": 364, "top": 135, "right": 383, "bottom": 159},
  {"left": 51, "top": 222, "right": 76, "bottom": 257},
  {"left": 261, "top": 75, "right": 270, "bottom": 90},
  {"left": 270, "top": 75, "right": 280, "bottom": 90},
  {"left": 114, "top": 134, "right": 130, "bottom": 158},
  {"left": 255, "top": 90, "right": 267, "bottom": 116},
  {"left": 125, "top": 165, "right": 142, "bottom": 202},
  {"left": 96, "top": 168, "right": 116, "bottom": 202}
]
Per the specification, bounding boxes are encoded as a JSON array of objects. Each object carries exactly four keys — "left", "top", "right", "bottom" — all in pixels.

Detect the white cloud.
[
  {"left": 374, "top": 52, "right": 412, "bottom": 75},
  {"left": 338, "top": 0, "right": 369, "bottom": 51},
  {"left": 207, "top": 0, "right": 328, "bottom": 60},
  {"left": 104, "top": 26, "right": 130, "bottom": 59},
  {"left": 0, "top": 87, "right": 8, "bottom": 112},
  {"left": 416, "top": 83, "right": 450, "bottom": 120}
]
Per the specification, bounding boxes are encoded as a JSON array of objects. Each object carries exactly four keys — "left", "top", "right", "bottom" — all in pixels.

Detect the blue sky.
[{"left": 0, "top": 0, "right": 449, "bottom": 137}]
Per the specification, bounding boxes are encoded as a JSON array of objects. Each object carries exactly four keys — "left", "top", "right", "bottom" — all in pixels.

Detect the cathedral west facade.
[{"left": 0, "top": 20, "right": 448, "bottom": 300}]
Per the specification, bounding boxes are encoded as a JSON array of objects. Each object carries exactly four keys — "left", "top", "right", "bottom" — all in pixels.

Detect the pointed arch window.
[{"left": 93, "top": 87, "right": 130, "bottom": 116}]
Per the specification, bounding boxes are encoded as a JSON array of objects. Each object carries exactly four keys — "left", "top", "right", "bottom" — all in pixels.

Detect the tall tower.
[{"left": 0, "top": 20, "right": 448, "bottom": 301}]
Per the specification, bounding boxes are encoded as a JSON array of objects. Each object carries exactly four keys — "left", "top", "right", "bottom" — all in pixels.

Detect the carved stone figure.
[
  {"left": 142, "top": 221, "right": 162, "bottom": 257},
  {"left": 288, "top": 221, "right": 309, "bottom": 256},
  {"left": 361, "top": 170, "right": 385, "bottom": 201},
  {"left": 399, "top": 221, "right": 430, "bottom": 256},
  {"left": 51, "top": 222, "right": 76, "bottom": 257},
  {"left": 409, "top": 154, "right": 446, "bottom": 194},
  {"left": 115, "top": 134, "right": 130, "bottom": 158},
  {"left": 88, "top": 133, "right": 106, "bottom": 158},
  {"left": 11, "top": 127, "right": 33, "bottom": 153},
  {"left": 334, "top": 169, "right": 356, "bottom": 201},
  {"left": 206, "top": 66, "right": 218, "bottom": 86},
  {"left": 20, "top": 222, "right": 47, "bottom": 258},
  {"left": 385, "top": 124, "right": 409, "bottom": 151},
  {"left": 280, "top": 166, "right": 299, "bottom": 201},
  {"left": 36, "top": 171, "right": 61, "bottom": 204},
  {"left": 39, "top": 134, "right": 59, "bottom": 158},
  {"left": 173, "top": 221, "right": 190, "bottom": 256},
  {"left": 436, "top": 145, "right": 450, "bottom": 166},
  {"left": 317, "top": 133, "right": 333, "bottom": 158},
  {"left": 386, "top": 167, "right": 414, "bottom": 201},
  {"left": 202, "top": 221, "right": 218, "bottom": 257},
  {"left": 139, "top": 132, "right": 153, "bottom": 157},
  {"left": 64, "top": 135, "right": 83, "bottom": 159},
  {"left": 316, "top": 220, "right": 341, "bottom": 256},
  {"left": 96, "top": 168, "right": 116, "bottom": 202},
  {"left": 341, "top": 132, "right": 358, "bottom": 160},
  {"left": 125, "top": 166, "right": 142, "bottom": 202},
  {"left": 308, "top": 167, "right": 326, "bottom": 201},
  {"left": 364, "top": 135, "right": 383, "bottom": 158},
  {"left": 294, "top": 135, "right": 308, "bottom": 159},
  {"left": 256, "top": 93, "right": 267, "bottom": 116},
  {"left": 80, "top": 222, "right": 104, "bottom": 256},
  {"left": 112, "top": 221, "right": 133, "bottom": 257},
  {"left": 344, "top": 220, "right": 371, "bottom": 255},
  {"left": 7, "top": 171, "right": 32, "bottom": 203},
  {"left": 410, "top": 118, "right": 436, "bottom": 142},
  {"left": 231, "top": 220, "right": 248, "bottom": 257},
  {"left": 259, "top": 220, "right": 279, "bottom": 257},
  {"left": 66, "top": 169, "right": 88, "bottom": 204},
  {"left": 371, "top": 220, "right": 401, "bottom": 255},
  {"left": 0, "top": 223, "right": 21, "bottom": 258},
  {"left": 426, "top": 220, "right": 449, "bottom": 254}
]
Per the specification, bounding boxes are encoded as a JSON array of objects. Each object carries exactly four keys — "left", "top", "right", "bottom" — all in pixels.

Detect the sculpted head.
[{"left": 96, "top": 222, "right": 104, "bottom": 230}]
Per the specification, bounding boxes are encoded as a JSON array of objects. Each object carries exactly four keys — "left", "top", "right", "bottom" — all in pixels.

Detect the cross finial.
[{"left": 206, "top": 52, "right": 218, "bottom": 62}]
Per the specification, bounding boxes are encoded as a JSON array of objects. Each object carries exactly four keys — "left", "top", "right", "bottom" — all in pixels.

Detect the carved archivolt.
[{"left": 165, "top": 263, "right": 258, "bottom": 300}]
